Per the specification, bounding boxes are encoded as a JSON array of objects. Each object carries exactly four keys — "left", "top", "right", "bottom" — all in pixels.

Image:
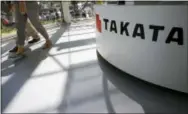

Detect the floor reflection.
[{"left": 97, "top": 51, "right": 188, "bottom": 113}]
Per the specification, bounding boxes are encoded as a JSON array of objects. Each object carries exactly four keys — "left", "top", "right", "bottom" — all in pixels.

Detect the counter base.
[{"left": 96, "top": 50, "right": 188, "bottom": 95}]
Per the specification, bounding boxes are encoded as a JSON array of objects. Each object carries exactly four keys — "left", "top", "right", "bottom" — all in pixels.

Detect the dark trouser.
[{"left": 15, "top": 1, "right": 49, "bottom": 46}]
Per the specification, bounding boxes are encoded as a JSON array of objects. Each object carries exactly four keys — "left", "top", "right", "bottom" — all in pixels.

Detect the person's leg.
[
  {"left": 26, "top": 1, "right": 51, "bottom": 49},
  {"left": 25, "top": 19, "right": 40, "bottom": 44},
  {"left": 9, "top": 2, "right": 27, "bottom": 55}
]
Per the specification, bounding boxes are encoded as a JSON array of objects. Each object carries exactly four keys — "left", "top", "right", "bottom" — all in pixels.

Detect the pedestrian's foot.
[
  {"left": 28, "top": 38, "right": 40, "bottom": 44},
  {"left": 43, "top": 40, "right": 52, "bottom": 49},
  {"left": 9, "top": 46, "right": 18, "bottom": 53},
  {"left": 9, "top": 46, "right": 25, "bottom": 58},
  {"left": 16, "top": 46, "right": 25, "bottom": 55},
  {"left": 9, "top": 46, "right": 18, "bottom": 58}
]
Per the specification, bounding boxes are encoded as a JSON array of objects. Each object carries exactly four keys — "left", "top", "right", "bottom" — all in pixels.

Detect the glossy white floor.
[
  {"left": 1, "top": 21, "right": 144, "bottom": 113},
  {"left": 1, "top": 21, "right": 187, "bottom": 113}
]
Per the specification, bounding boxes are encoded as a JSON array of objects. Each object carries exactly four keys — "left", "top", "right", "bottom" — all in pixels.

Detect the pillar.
[{"left": 61, "top": 1, "right": 71, "bottom": 23}]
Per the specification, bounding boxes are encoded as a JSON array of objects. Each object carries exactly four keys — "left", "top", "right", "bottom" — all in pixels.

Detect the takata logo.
[
  {"left": 95, "top": 14, "right": 184, "bottom": 45},
  {"left": 96, "top": 14, "right": 101, "bottom": 33}
]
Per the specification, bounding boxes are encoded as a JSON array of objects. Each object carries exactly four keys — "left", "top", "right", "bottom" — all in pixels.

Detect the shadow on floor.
[
  {"left": 1, "top": 22, "right": 99, "bottom": 113},
  {"left": 1, "top": 24, "right": 69, "bottom": 112},
  {"left": 102, "top": 76, "right": 116, "bottom": 113},
  {"left": 61, "top": 31, "right": 95, "bottom": 37},
  {"left": 55, "top": 38, "right": 96, "bottom": 51},
  {"left": 1, "top": 39, "right": 16, "bottom": 55},
  {"left": 97, "top": 51, "right": 188, "bottom": 113},
  {"left": 55, "top": 59, "right": 120, "bottom": 113},
  {"left": 2, "top": 22, "right": 118, "bottom": 113}
]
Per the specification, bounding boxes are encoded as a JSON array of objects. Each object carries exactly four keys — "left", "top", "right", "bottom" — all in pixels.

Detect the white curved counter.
[{"left": 95, "top": 5, "right": 188, "bottom": 93}]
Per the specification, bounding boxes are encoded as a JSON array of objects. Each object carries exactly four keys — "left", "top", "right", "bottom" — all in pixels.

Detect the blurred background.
[{"left": 1, "top": 1, "right": 95, "bottom": 37}]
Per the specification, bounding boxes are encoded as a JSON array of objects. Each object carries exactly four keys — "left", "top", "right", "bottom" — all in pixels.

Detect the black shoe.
[
  {"left": 9, "top": 46, "right": 18, "bottom": 58},
  {"left": 9, "top": 46, "right": 18, "bottom": 53},
  {"left": 28, "top": 38, "right": 40, "bottom": 44}
]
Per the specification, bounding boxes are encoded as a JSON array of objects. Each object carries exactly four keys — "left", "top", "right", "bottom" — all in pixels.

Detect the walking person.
[
  {"left": 7, "top": 1, "right": 40, "bottom": 44},
  {"left": 9, "top": 1, "right": 52, "bottom": 58}
]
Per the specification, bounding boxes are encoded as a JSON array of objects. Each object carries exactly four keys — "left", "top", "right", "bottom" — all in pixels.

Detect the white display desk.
[{"left": 95, "top": 5, "right": 188, "bottom": 93}]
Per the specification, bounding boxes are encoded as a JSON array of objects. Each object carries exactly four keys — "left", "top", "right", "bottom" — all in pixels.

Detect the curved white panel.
[{"left": 95, "top": 5, "right": 188, "bottom": 93}]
